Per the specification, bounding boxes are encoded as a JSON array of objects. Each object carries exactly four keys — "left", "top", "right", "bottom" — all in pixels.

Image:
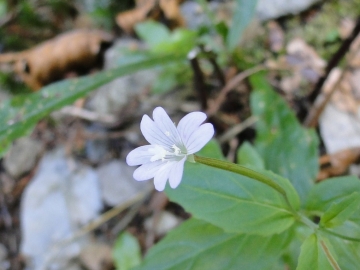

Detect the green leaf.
[
  {"left": 135, "top": 21, "right": 171, "bottom": 48},
  {"left": 137, "top": 218, "right": 291, "bottom": 270},
  {"left": 282, "top": 224, "right": 313, "bottom": 270},
  {"left": 328, "top": 235, "right": 360, "bottom": 269},
  {"left": 113, "top": 232, "right": 141, "bottom": 270},
  {"left": 155, "top": 29, "right": 196, "bottom": 54},
  {"left": 297, "top": 234, "right": 339, "bottom": 270},
  {"left": 151, "top": 71, "right": 178, "bottom": 94},
  {"left": 237, "top": 141, "right": 265, "bottom": 169},
  {"left": 166, "top": 162, "right": 299, "bottom": 235},
  {"left": 196, "top": 139, "right": 225, "bottom": 159},
  {"left": 306, "top": 176, "right": 360, "bottom": 237},
  {"left": 0, "top": 53, "right": 185, "bottom": 157},
  {"left": 226, "top": 0, "right": 258, "bottom": 50},
  {"left": 250, "top": 72, "right": 319, "bottom": 203},
  {"left": 320, "top": 192, "right": 360, "bottom": 228},
  {"left": 306, "top": 176, "right": 360, "bottom": 213},
  {"left": 135, "top": 21, "right": 197, "bottom": 55}
]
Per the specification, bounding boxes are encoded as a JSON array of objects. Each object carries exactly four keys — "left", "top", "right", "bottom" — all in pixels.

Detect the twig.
[
  {"left": 42, "top": 190, "right": 152, "bottom": 270},
  {"left": 111, "top": 198, "right": 146, "bottom": 235},
  {"left": 308, "top": 16, "right": 360, "bottom": 104},
  {"left": 206, "top": 65, "right": 265, "bottom": 116},
  {"left": 200, "top": 46, "right": 225, "bottom": 86},
  {"left": 84, "top": 130, "right": 125, "bottom": 140},
  {"left": 218, "top": 116, "right": 258, "bottom": 143},
  {"left": 59, "top": 106, "right": 117, "bottom": 124},
  {"left": 304, "top": 68, "right": 347, "bottom": 128},
  {"left": 304, "top": 38, "right": 360, "bottom": 128},
  {"left": 188, "top": 49, "right": 208, "bottom": 110}
]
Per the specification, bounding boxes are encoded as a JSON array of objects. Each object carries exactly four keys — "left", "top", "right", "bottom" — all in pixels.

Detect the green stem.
[
  {"left": 319, "top": 240, "right": 341, "bottom": 270},
  {"left": 194, "top": 155, "right": 296, "bottom": 213},
  {"left": 298, "top": 214, "right": 318, "bottom": 230}
]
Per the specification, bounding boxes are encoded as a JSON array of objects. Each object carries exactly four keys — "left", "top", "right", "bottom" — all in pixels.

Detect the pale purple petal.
[
  {"left": 153, "top": 161, "right": 175, "bottom": 191},
  {"left": 185, "top": 123, "right": 214, "bottom": 154},
  {"left": 126, "top": 145, "right": 157, "bottom": 166},
  {"left": 133, "top": 161, "right": 164, "bottom": 181},
  {"left": 169, "top": 157, "right": 186, "bottom": 189},
  {"left": 177, "top": 112, "right": 207, "bottom": 145},
  {"left": 152, "top": 107, "right": 183, "bottom": 147},
  {"left": 140, "top": 114, "right": 173, "bottom": 150}
]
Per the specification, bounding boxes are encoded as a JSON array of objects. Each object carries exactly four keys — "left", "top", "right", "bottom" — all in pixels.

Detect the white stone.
[
  {"left": 20, "top": 148, "right": 102, "bottom": 270},
  {"left": 97, "top": 160, "right": 151, "bottom": 207}
]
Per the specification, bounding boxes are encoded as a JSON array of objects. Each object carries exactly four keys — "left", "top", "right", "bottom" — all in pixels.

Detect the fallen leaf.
[
  {"left": 318, "top": 147, "right": 360, "bottom": 180},
  {"left": 0, "top": 29, "right": 113, "bottom": 90},
  {"left": 116, "top": 0, "right": 185, "bottom": 34}
]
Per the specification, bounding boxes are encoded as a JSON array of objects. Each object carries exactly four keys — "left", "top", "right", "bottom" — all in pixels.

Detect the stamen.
[{"left": 172, "top": 144, "right": 181, "bottom": 155}]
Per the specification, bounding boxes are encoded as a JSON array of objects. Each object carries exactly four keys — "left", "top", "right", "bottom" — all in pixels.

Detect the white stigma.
[
  {"left": 148, "top": 145, "right": 167, "bottom": 162},
  {"left": 165, "top": 131, "right": 170, "bottom": 136},
  {"left": 172, "top": 144, "right": 181, "bottom": 155}
]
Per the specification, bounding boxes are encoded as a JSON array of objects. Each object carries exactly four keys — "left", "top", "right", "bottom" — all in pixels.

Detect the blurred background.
[{"left": 1, "top": 0, "right": 360, "bottom": 269}]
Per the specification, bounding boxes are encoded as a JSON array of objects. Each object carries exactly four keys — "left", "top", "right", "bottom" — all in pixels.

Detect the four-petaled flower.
[{"left": 126, "top": 107, "right": 214, "bottom": 191}]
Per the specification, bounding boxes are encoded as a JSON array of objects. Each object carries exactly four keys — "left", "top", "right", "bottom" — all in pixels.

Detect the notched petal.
[
  {"left": 177, "top": 111, "right": 207, "bottom": 143},
  {"left": 153, "top": 161, "right": 174, "bottom": 191},
  {"left": 169, "top": 158, "right": 186, "bottom": 188},
  {"left": 153, "top": 107, "right": 182, "bottom": 146},
  {"left": 133, "top": 161, "right": 164, "bottom": 181},
  {"left": 126, "top": 145, "right": 155, "bottom": 166},
  {"left": 140, "top": 114, "right": 173, "bottom": 149},
  {"left": 185, "top": 123, "right": 214, "bottom": 154}
]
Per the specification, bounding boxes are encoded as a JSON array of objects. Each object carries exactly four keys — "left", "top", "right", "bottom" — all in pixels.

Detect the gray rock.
[
  {"left": 145, "top": 211, "right": 181, "bottom": 236},
  {"left": 3, "top": 137, "right": 43, "bottom": 178},
  {"left": 86, "top": 39, "right": 158, "bottom": 115},
  {"left": 0, "top": 244, "right": 9, "bottom": 270},
  {"left": 85, "top": 124, "right": 109, "bottom": 164},
  {"left": 181, "top": 0, "right": 321, "bottom": 29},
  {"left": 181, "top": 1, "right": 209, "bottom": 30},
  {"left": 256, "top": 0, "right": 321, "bottom": 21},
  {"left": 20, "top": 148, "right": 103, "bottom": 270},
  {"left": 320, "top": 103, "right": 360, "bottom": 154},
  {"left": 97, "top": 160, "right": 151, "bottom": 207}
]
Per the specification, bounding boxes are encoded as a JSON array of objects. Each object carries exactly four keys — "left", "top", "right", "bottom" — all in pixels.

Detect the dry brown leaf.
[
  {"left": 318, "top": 147, "right": 360, "bottom": 181},
  {"left": 0, "top": 29, "right": 113, "bottom": 90},
  {"left": 116, "top": 0, "right": 185, "bottom": 34},
  {"left": 159, "top": 0, "right": 185, "bottom": 27},
  {"left": 116, "top": 0, "right": 158, "bottom": 34}
]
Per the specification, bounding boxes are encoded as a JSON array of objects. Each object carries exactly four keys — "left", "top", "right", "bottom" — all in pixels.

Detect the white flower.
[{"left": 126, "top": 107, "right": 214, "bottom": 191}]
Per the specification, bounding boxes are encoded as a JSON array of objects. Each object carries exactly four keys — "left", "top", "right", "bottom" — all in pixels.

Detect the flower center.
[{"left": 172, "top": 144, "right": 181, "bottom": 155}]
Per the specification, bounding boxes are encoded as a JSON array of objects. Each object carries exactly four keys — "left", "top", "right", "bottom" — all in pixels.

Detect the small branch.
[
  {"left": 188, "top": 49, "right": 208, "bottom": 110},
  {"left": 304, "top": 35, "right": 360, "bottom": 127},
  {"left": 42, "top": 190, "right": 151, "bottom": 269},
  {"left": 218, "top": 116, "right": 257, "bottom": 143},
  {"left": 303, "top": 68, "right": 347, "bottom": 128},
  {"left": 308, "top": 16, "right": 360, "bottom": 104},
  {"left": 59, "top": 106, "right": 117, "bottom": 124},
  {"left": 200, "top": 46, "right": 226, "bottom": 86},
  {"left": 206, "top": 65, "right": 265, "bottom": 116}
]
